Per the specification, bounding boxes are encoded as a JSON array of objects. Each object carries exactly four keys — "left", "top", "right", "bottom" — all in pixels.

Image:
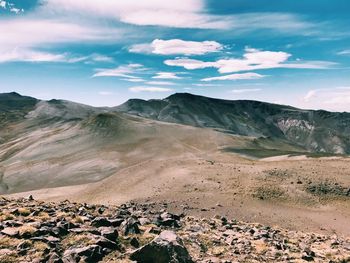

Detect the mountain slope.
[
  {"left": 115, "top": 93, "right": 350, "bottom": 154},
  {"left": 0, "top": 93, "right": 246, "bottom": 194}
]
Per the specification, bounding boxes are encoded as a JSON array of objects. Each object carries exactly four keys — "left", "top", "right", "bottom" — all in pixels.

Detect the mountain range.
[{"left": 0, "top": 91, "right": 349, "bottom": 195}]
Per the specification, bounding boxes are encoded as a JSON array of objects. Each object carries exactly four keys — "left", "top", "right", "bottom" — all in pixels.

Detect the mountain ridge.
[
  {"left": 115, "top": 92, "right": 350, "bottom": 154},
  {"left": 1, "top": 91, "right": 350, "bottom": 155}
]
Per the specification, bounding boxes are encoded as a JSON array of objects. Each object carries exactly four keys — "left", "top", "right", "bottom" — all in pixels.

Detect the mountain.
[
  {"left": 115, "top": 93, "right": 350, "bottom": 154},
  {"left": 0, "top": 92, "right": 242, "bottom": 194},
  {"left": 0, "top": 91, "right": 349, "bottom": 195}
]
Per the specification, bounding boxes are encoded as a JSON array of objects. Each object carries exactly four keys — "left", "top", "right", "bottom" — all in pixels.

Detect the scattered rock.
[{"left": 130, "top": 230, "right": 193, "bottom": 263}]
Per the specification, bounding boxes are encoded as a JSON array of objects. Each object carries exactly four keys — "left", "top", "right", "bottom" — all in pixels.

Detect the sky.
[{"left": 0, "top": 0, "right": 350, "bottom": 111}]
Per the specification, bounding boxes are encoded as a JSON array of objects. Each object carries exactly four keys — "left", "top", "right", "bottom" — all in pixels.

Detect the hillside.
[
  {"left": 1, "top": 92, "right": 350, "bottom": 239},
  {"left": 116, "top": 93, "right": 350, "bottom": 154},
  {"left": 1, "top": 197, "right": 349, "bottom": 263},
  {"left": 0, "top": 93, "right": 246, "bottom": 195}
]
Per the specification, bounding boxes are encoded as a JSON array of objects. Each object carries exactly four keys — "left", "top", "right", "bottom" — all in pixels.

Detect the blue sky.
[{"left": 0, "top": 0, "right": 350, "bottom": 111}]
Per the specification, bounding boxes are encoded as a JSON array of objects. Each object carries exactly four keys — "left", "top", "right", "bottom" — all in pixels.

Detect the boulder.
[
  {"left": 130, "top": 230, "right": 193, "bottom": 263},
  {"left": 63, "top": 245, "right": 104, "bottom": 263},
  {"left": 98, "top": 227, "right": 118, "bottom": 241},
  {"left": 120, "top": 218, "right": 140, "bottom": 235},
  {"left": 91, "top": 217, "right": 113, "bottom": 227},
  {"left": 1, "top": 227, "right": 19, "bottom": 237}
]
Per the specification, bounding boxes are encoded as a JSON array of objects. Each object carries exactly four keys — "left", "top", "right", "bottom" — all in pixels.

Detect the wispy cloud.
[
  {"left": 129, "top": 86, "right": 173, "bottom": 93},
  {"left": 152, "top": 72, "right": 183, "bottom": 79},
  {"left": 0, "top": 49, "right": 68, "bottom": 63},
  {"left": 130, "top": 39, "right": 223, "bottom": 55},
  {"left": 202, "top": 72, "right": 264, "bottom": 82},
  {"left": 337, "top": 50, "right": 350, "bottom": 55},
  {"left": 165, "top": 48, "right": 336, "bottom": 73},
  {"left": 39, "top": 0, "right": 230, "bottom": 29},
  {"left": 302, "top": 87, "right": 350, "bottom": 111},
  {"left": 146, "top": 81, "right": 175, "bottom": 86},
  {"left": 93, "top": 64, "right": 147, "bottom": 80},
  {"left": 0, "top": 19, "right": 120, "bottom": 50}
]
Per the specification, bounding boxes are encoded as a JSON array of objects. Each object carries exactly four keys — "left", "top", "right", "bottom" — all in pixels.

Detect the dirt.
[{"left": 7, "top": 151, "right": 350, "bottom": 237}]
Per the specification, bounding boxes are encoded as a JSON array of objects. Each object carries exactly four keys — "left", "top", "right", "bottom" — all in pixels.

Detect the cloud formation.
[
  {"left": 146, "top": 81, "right": 175, "bottom": 86},
  {"left": 152, "top": 72, "right": 182, "bottom": 79},
  {"left": 39, "top": 0, "right": 229, "bottom": 29},
  {"left": 93, "top": 64, "right": 147, "bottom": 81},
  {"left": 303, "top": 87, "right": 350, "bottom": 111},
  {"left": 202, "top": 72, "right": 264, "bottom": 82},
  {"left": 130, "top": 39, "right": 223, "bottom": 55},
  {"left": 165, "top": 48, "right": 335, "bottom": 73}
]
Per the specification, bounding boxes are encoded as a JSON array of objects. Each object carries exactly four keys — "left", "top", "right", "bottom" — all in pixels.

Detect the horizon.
[
  {"left": 0, "top": 1, "right": 350, "bottom": 111},
  {"left": 3, "top": 90, "right": 350, "bottom": 113}
]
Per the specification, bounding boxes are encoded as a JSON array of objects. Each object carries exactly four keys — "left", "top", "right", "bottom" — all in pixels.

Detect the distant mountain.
[
  {"left": 0, "top": 92, "right": 239, "bottom": 194},
  {"left": 115, "top": 93, "right": 350, "bottom": 154}
]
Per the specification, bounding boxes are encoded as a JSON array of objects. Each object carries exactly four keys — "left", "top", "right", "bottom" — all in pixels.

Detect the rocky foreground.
[{"left": 0, "top": 197, "right": 349, "bottom": 263}]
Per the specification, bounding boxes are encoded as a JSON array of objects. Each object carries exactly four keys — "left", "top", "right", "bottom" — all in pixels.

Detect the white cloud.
[
  {"left": 0, "top": 49, "right": 68, "bottom": 63},
  {"left": 130, "top": 39, "right": 223, "bottom": 55},
  {"left": 337, "top": 50, "right": 350, "bottom": 55},
  {"left": 93, "top": 64, "right": 146, "bottom": 79},
  {"left": 165, "top": 58, "right": 215, "bottom": 70},
  {"left": 229, "top": 88, "right": 262, "bottom": 94},
  {"left": 129, "top": 86, "right": 173, "bottom": 93},
  {"left": 0, "top": 19, "right": 120, "bottom": 51},
  {"left": 0, "top": 1, "right": 6, "bottom": 9},
  {"left": 39, "top": 0, "right": 230, "bottom": 29},
  {"left": 302, "top": 87, "right": 350, "bottom": 111},
  {"left": 193, "top": 83, "right": 223, "bottom": 87},
  {"left": 152, "top": 72, "right": 182, "bottom": 79},
  {"left": 202, "top": 72, "right": 264, "bottom": 82},
  {"left": 146, "top": 81, "right": 175, "bottom": 86},
  {"left": 89, "top": 54, "right": 114, "bottom": 63},
  {"left": 0, "top": 48, "right": 115, "bottom": 64},
  {"left": 121, "top": 78, "right": 145, "bottom": 83},
  {"left": 165, "top": 48, "right": 336, "bottom": 73}
]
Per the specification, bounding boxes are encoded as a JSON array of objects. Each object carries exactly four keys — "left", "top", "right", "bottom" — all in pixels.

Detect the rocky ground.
[{"left": 0, "top": 197, "right": 350, "bottom": 262}]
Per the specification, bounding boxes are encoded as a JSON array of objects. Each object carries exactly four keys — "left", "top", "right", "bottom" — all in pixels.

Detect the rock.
[
  {"left": 130, "top": 237, "right": 140, "bottom": 248},
  {"left": 91, "top": 217, "right": 113, "bottom": 227},
  {"left": 130, "top": 230, "right": 193, "bottom": 263},
  {"left": 98, "top": 227, "right": 118, "bottom": 241},
  {"left": 47, "top": 252, "right": 62, "bottom": 263},
  {"left": 1, "top": 227, "right": 19, "bottom": 237},
  {"left": 45, "top": 236, "right": 61, "bottom": 243},
  {"left": 63, "top": 245, "right": 104, "bottom": 263},
  {"left": 94, "top": 236, "right": 118, "bottom": 250},
  {"left": 121, "top": 218, "right": 140, "bottom": 235}
]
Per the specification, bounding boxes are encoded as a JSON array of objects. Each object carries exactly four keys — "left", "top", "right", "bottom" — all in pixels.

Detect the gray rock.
[
  {"left": 120, "top": 218, "right": 140, "bottom": 235},
  {"left": 91, "top": 217, "right": 113, "bottom": 227},
  {"left": 63, "top": 245, "right": 104, "bottom": 263},
  {"left": 1, "top": 227, "right": 19, "bottom": 237},
  {"left": 130, "top": 230, "right": 193, "bottom": 263},
  {"left": 98, "top": 226, "right": 118, "bottom": 241}
]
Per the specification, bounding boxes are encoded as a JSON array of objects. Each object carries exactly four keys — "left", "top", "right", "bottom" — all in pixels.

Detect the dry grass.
[
  {"left": 37, "top": 211, "right": 50, "bottom": 221},
  {"left": 33, "top": 241, "right": 49, "bottom": 252},
  {"left": 61, "top": 234, "right": 96, "bottom": 249},
  {"left": 17, "top": 208, "right": 31, "bottom": 216},
  {"left": 0, "top": 212, "right": 15, "bottom": 221},
  {"left": 18, "top": 225, "right": 37, "bottom": 237},
  {"left": 0, "top": 237, "right": 21, "bottom": 249},
  {"left": 72, "top": 216, "right": 84, "bottom": 224}
]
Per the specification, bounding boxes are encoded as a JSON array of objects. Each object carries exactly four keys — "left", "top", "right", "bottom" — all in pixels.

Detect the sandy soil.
[{"left": 8, "top": 151, "right": 350, "bottom": 237}]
